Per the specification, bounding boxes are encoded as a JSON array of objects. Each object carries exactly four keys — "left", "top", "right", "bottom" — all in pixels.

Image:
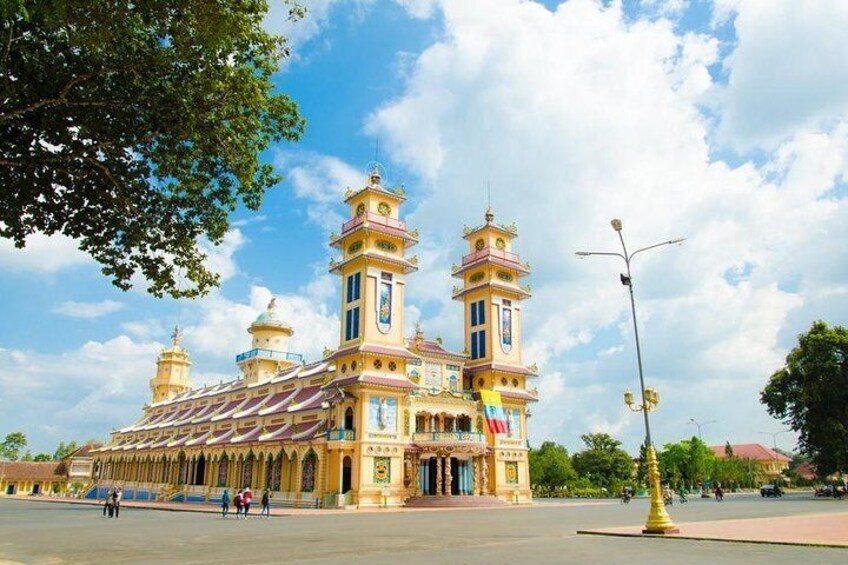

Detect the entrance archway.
[
  {"left": 194, "top": 454, "right": 206, "bottom": 485},
  {"left": 342, "top": 456, "right": 352, "bottom": 494}
]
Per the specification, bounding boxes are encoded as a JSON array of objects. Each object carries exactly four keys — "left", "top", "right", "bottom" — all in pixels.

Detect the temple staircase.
[{"left": 404, "top": 495, "right": 509, "bottom": 508}]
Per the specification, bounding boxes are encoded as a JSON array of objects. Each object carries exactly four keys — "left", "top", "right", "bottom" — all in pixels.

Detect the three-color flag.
[{"left": 480, "top": 390, "right": 509, "bottom": 434}]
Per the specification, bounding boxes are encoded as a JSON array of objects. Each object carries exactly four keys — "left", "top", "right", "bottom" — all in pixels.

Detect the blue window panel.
[
  {"left": 352, "top": 307, "right": 360, "bottom": 339},
  {"left": 478, "top": 300, "right": 485, "bottom": 325},
  {"left": 345, "top": 309, "right": 353, "bottom": 341},
  {"left": 471, "top": 302, "right": 478, "bottom": 327},
  {"left": 346, "top": 275, "right": 353, "bottom": 303},
  {"left": 471, "top": 332, "right": 479, "bottom": 359},
  {"left": 479, "top": 330, "right": 486, "bottom": 358},
  {"left": 354, "top": 273, "right": 361, "bottom": 301}
]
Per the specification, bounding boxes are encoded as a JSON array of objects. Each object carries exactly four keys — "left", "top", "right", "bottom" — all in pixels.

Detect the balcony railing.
[
  {"left": 326, "top": 428, "right": 356, "bottom": 441},
  {"left": 461, "top": 247, "right": 521, "bottom": 266},
  {"left": 235, "top": 348, "right": 303, "bottom": 364},
  {"left": 412, "top": 431, "right": 485, "bottom": 443},
  {"left": 340, "top": 212, "right": 408, "bottom": 235}
]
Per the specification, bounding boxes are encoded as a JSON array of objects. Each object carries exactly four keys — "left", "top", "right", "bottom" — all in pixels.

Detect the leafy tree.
[
  {"left": 0, "top": 431, "right": 27, "bottom": 460},
  {"left": 658, "top": 437, "right": 716, "bottom": 489},
  {"left": 53, "top": 440, "right": 79, "bottom": 461},
  {"left": 571, "top": 433, "right": 634, "bottom": 490},
  {"left": 761, "top": 321, "right": 848, "bottom": 476},
  {"left": 0, "top": 1, "right": 306, "bottom": 298},
  {"left": 33, "top": 453, "right": 52, "bottom": 461},
  {"left": 22, "top": 450, "right": 33, "bottom": 461},
  {"left": 529, "top": 441, "right": 577, "bottom": 488}
]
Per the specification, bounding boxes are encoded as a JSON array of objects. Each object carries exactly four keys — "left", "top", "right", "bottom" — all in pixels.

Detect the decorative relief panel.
[
  {"left": 368, "top": 396, "right": 398, "bottom": 431},
  {"left": 425, "top": 363, "right": 443, "bottom": 388},
  {"left": 374, "top": 457, "right": 391, "bottom": 484},
  {"left": 505, "top": 461, "right": 519, "bottom": 484}
]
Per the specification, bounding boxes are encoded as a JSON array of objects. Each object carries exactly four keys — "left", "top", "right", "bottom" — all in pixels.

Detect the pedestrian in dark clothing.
[
  {"left": 261, "top": 489, "right": 271, "bottom": 518},
  {"left": 114, "top": 487, "right": 122, "bottom": 518},
  {"left": 103, "top": 491, "right": 112, "bottom": 517},
  {"left": 221, "top": 489, "right": 231, "bottom": 518},
  {"left": 234, "top": 490, "right": 244, "bottom": 520}
]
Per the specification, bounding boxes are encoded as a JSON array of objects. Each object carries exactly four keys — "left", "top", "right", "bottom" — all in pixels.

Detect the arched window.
[
  {"left": 449, "top": 375, "right": 459, "bottom": 392},
  {"left": 344, "top": 407, "right": 354, "bottom": 430},
  {"left": 301, "top": 451, "right": 317, "bottom": 492},
  {"left": 217, "top": 455, "right": 229, "bottom": 487}
]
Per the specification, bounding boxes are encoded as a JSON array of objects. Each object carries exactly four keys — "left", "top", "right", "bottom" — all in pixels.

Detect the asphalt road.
[{"left": 1, "top": 493, "right": 846, "bottom": 564}]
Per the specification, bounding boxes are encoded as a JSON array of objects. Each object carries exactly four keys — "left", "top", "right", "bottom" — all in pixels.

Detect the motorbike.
[
  {"left": 663, "top": 492, "right": 673, "bottom": 506},
  {"left": 620, "top": 491, "right": 632, "bottom": 504}
]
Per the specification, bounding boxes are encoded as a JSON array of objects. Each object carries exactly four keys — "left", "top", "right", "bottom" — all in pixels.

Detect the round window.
[
  {"left": 374, "top": 359, "right": 383, "bottom": 369},
  {"left": 351, "top": 360, "right": 357, "bottom": 371},
  {"left": 512, "top": 378, "right": 519, "bottom": 387},
  {"left": 388, "top": 361, "right": 397, "bottom": 371},
  {"left": 475, "top": 238, "right": 485, "bottom": 251},
  {"left": 355, "top": 203, "right": 366, "bottom": 216},
  {"left": 378, "top": 202, "right": 391, "bottom": 216},
  {"left": 501, "top": 377, "right": 508, "bottom": 386},
  {"left": 496, "top": 238, "right": 506, "bottom": 250},
  {"left": 478, "top": 378, "right": 485, "bottom": 387},
  {"left": 341, "top": 363, "right": 347, "bottom": 374}
]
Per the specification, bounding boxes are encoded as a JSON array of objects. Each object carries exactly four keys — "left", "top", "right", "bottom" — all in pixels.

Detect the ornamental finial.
[
  {"left": 485, "top": 207, "right": 495, "bottom": 224},
  {"left": 171, "top": 325, "right": 182, "bottom": 347},
  {"left": 369, "top": 166, "right": 381, "bottom": 187}
]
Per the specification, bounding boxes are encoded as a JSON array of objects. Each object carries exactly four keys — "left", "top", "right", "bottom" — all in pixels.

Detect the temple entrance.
[
  {"left": 342, "top": 456, "right": 352, "bottom": 494},
  {"left": 193, "top": 455, "right": 206, "bottom": 486},
  {"left": 450, "top": 458, "right": 459, "bottom": 495},
  {"left": 32, "top": 483, "right": 41, "bottom": 495},
  {"left": 427, "top": 457, "right": 438, "bottom": 495}
]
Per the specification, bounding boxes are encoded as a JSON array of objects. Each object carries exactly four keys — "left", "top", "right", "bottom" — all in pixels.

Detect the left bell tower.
[{"left": 150, "top": 326, "right": 192, "bottom": 403}]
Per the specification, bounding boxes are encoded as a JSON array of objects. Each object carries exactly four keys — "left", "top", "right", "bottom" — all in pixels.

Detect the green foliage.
[
  {"left": 571, "top": 433, "right": 634, "bottom": 490},
  {"left": 0, "top": 431, "right": 27, "bottom": 460},
  {"left": 761, "top": 321, "right": 848, "bottom": 476},
  {"left": 53, "top": 441, "right": 79, "bottom": 461},
  {"left": 0, "top": 1, "right": 305, "bottom": 298},
  {"left": 658, "top": 436, "right": 715, "bottom": 489},
  {"left": 529, "top": 441, "right": 577, "bottom": 488},
  {"left": 33, "top": 453, "right": 52, "bottom": 461}
]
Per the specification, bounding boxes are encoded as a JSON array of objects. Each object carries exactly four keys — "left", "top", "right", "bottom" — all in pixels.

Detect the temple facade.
[{"left": 92, "top": 169, "right": 539, "bottom": 508}]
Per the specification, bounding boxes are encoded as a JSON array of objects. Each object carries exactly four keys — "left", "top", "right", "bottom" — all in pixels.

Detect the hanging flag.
[{"left": 480, "top": 390, "right": 509, "bottom": 434}]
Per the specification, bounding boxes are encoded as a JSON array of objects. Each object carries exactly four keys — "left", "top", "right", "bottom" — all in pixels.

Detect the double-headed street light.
[
  {"left": 576, "top": 218, "right": 684, "bottom": 535},
  {"left": 688, "top": 418, "right": 717, "bottom": 442}
]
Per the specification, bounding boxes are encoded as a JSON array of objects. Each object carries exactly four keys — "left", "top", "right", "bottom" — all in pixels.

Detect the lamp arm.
[{"left": 629, "top": 240, "right": 684, "bottom": 261}]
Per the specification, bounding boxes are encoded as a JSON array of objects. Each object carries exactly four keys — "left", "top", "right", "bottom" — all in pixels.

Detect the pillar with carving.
[
  {"left": 444, "top": 456, "right": 452, "bottom": 497},
  {"left": 435, "top": 456, "right": 443, "bottom": 496}
]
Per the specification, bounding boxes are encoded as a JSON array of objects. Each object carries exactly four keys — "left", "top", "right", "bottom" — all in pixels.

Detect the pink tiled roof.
[
  {"left": 406, "top": 338, "right": 467, "bottom": 360},
  {"left": 710, "top": 443, "right": 791, "bottom": 462},
  {"left": 258, "top": 389, "right": 299, "bottom": 416},
  {"left": 465, "top": 363, "right": 537, "bottom": 376},
  {"left": 206, "top": 429, "right": 235, "bottom": 445},
  {"left": 258, "top": 424, "right": 291, "bottom": 442},
  {"left": 166, "top": 433, "right": 190, "bottom": 448},
  {"left": 292, "top": 421, "right": 326, "bottom": 441},
  {"left": 192, "top": 402, "right": 224, "bottom": 423},
  {"left": 233, "top": 395, "right": 268, "bottom": 418},
  {"left": 185, "top": 430, "right": 212, "bottom": 446},
  {"left": 211, "top": 399, "right": 247, "bottom": 421},
  {"left": 497, "top": 389, "right": 539, "bottom": 402},
  {"left": 231, "top": 426, "right": 261, "bottom": 444}
]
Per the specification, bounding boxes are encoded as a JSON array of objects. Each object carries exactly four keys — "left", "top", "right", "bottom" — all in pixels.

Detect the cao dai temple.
[{"left": 92, "top": 169, "right": 539, "bottom": 508}]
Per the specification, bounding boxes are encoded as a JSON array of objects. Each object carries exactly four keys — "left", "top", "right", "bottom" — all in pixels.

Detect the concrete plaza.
[{"left": 1, "top": 493, "right": 846, "bottom": 564}]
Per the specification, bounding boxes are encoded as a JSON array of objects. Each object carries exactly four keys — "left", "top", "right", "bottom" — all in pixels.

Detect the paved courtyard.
[{"left": 1, "top": 493, "right": 846, "bottom": 564}]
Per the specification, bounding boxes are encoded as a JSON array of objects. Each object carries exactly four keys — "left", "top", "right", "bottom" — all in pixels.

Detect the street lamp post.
[
  {"left": 576, "top": 218, "right": 684, "bottom": 535},
  {"left": 688, "top": 418, "right": 717, "bottom": 442}
]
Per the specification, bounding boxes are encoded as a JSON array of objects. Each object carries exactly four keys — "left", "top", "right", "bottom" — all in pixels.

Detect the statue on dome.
[{"left": 267, "top": 297, "right": 277, "bottom": 311}]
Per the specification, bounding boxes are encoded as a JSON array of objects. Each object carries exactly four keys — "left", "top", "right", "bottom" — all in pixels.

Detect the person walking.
[
  {"left": 234, "top": 490, "right": 244, "bottom": 520},
  {"left": 221, "top": 489, "right": 231, "bottom": 518},
  {"left": 113, "top": 487, "right": 122, "bottom": 518},
  {"left": 260, "top": 489, "right": 271, "bottom": 518},
  {"left": 242, "top": 487, "right": 253, "bottom": 519},
  {"left": 103, "top": 489, "right": 113, "bottom": 518}
]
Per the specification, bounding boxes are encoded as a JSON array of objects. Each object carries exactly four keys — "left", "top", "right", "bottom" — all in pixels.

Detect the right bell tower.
[{"left": 453, "top": 206, "right": 537, "bottom": 503}]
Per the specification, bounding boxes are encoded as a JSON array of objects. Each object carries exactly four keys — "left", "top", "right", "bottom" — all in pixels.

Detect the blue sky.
[{"left": 2, "top": 0, "right": 848, "bottom": 457}]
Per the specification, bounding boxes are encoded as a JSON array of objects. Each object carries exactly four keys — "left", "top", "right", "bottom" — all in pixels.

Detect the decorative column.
[
  {"left": 412, "top": 458, "right": 420, "bottom": 495},
  {"left": 444, "top": 457, "right": 452, "bottom": 497},
  {"left": 471, "top": 457, "right": 480, "bottom": 495},
  {"left": 435, "top": 456, "right": 443, "bottom": 496},
  {"left": 481, "top": 456, "right": 489, "bottom": 494}
]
